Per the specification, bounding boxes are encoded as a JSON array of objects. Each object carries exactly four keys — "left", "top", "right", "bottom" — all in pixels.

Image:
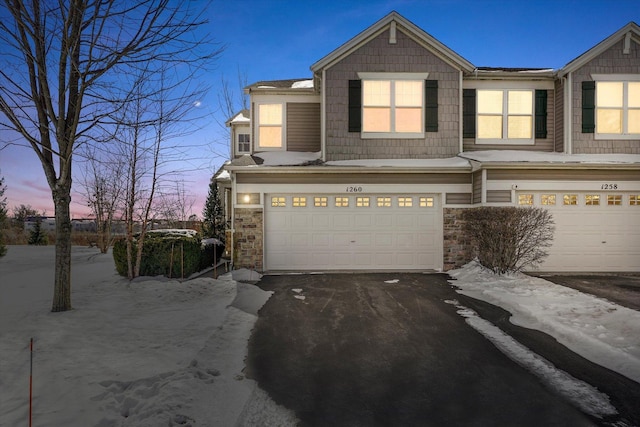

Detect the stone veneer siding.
[
  {"left": 233, "top": 208, "right": 263, "bottom": 271},
  {"left": 443, "top": 208, "right": 473, "bottom": 271},
  {"left": 571, "top": 39, "right": 640, "bottom": 154},
  {"left": 324, "top": 28, "right": 461, "bottom": 160}
]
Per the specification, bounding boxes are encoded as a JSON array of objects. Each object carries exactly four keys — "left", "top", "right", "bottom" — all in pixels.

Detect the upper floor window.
[
  {"left": 477, "top": 89, "right": 534, "bottom": 144},
  {"left": 237, "top": 133, "right": 250, "bottom": 153},
  {"left": 362, "top": 80, "right": 423, "bottom": 135},
  {"left": 257, "top": 103, "right": 283, "bottom": 149},
  {"left": 350, "top": 73, "right": 436, "bottom": 138},
  {"left": 596, "top": 81, "right": 640, "bottom": 136}
]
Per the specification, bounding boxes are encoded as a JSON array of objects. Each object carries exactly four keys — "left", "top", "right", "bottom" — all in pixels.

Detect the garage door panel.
[
  {"left": 266, "top": 194, "right": 441, "bottom": 270},
  {"left": 525, "top": 192, "right": 640, "bottom": 272}
]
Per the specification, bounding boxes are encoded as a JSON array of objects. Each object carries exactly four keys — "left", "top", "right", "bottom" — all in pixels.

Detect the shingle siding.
[
  {"left": 324, "top": 28, "right": 460, "bottom": 161},
  {"left": 287, "top": 103, "right": 321, "bottom": 152},
  {"left": 571, "top": 39, "right": 640, "bottom": 154},
  {"left": 554, "top": 79, "right": 565, "bottom": 152}
]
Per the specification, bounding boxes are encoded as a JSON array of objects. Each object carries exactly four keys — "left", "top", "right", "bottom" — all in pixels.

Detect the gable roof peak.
[
  {"left": 558, "top": 21, "right": 640, "bottom": 77},
  {"left": 310, "top": 11, "right": 475, "bottom": 74}
]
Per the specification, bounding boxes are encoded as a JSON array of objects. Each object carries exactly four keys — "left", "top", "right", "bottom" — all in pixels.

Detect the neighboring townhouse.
[{"left": 223, "top": 12, "right": 640, "bottom": 273}]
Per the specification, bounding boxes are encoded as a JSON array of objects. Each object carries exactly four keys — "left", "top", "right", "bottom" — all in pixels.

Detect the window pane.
[
  {"left": 335, "top": 197, "right": 349, "bottom": 207},
  {"left": 363, "top": 107, "right": 391, "bottom": 132},
  {"left": 293, "top": 197, "right": 306, "bottom": 207},
  {"left": 419, "top": 197, "right": 434, "bottom": 207},
  {"left": 259, "top": 104, "right": 282, "bottom": 125},
  {"left": 259, "top": 127, "right": 282, "bottom": 147},
  {"left": 629, "top": 83, "right": 640, "bottom": 108},
  {"left": 596, "top": 109, "right": 622, "bottom": 134},
  {"left": 314, "top": 197, "right": 327, "bottom": 207},
  {"left": 541, "top": 194, "right": 556, "bottom": 205},
  {"left": 597, "top": 82, "right": 623, "bottom": 107},
  {"left": 271, "top": 197, "right": 286, "bottom": 207},
  {"left": 398, "top": 197, "right": 412, "bottom": 207},
  {"left": 395, "top": 81, "right": 423, "bottom": 107},
  {"left": 363, "top": 80, "right": 390, "bottom": 106},
  {"left": 508, "top": 91, "right": 533, "bottom": 114},
  {"left": 508, "top": 116, "right": 532, "bottom": 139},
  {"left": 396, "top": 108, "right": 422, "bottom": 132},
  {"left": 630, "top": 195, "right": 640, "bottom": 206},
  {"left": 607, "top": 195, "right": 622, "bottom": 205},
  {"left": 377, "top": 197, "right": 391, "bottom": 207},
  {"left": 518, "top": 194, "right": 533, "bottom": 205},
  {"left": 585, "top": 195, "right": 600, "bottom": 205},
  {"left": 356, "top": 197, "right": 370, "bottom": 207},
  {"left": 629, "top": 109, "right": 640, "bottom": 133},
  {"left": 477, "top": 116, "right": 502, "bottom": 138},
  {"left": 563, "top": 194, "right": 577, "bottom": 205},
  {"left": 478, "top": 90, "right": 503, "bottom": 114}
]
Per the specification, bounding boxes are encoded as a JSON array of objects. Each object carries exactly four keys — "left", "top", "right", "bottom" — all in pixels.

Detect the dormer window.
[{"left": 237, "top": 133, "right": 250, "bottom": 153}]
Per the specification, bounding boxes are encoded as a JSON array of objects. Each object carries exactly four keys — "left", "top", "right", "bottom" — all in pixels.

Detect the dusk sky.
[{"left": 1, "top": 0, "right": 639, "bottom": 219}]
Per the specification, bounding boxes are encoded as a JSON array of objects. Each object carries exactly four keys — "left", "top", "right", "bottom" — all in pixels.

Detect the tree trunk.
[{"left": 51, "top": 185, "right": 73, "bottom": 312}]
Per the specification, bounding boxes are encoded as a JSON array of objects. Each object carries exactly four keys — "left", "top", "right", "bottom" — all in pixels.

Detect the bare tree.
[
  {"left": 0, "top": 1, "right": 220, "bottom": 311},
  {"left": 78, "top": 146, "right": 124, "bottom": 253}
]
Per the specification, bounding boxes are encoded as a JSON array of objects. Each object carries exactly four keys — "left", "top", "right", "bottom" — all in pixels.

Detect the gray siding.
[
  {"left": 287, "top": 103, "right": 321, "bottom": 152},
  {"left": 472, "top": 170, "right": 482, "bottom": 204},
  {"left": 487, "top": 190, "right": 511, "bottom": 203},
  {"left": 462, "top": 89, "right": 555, "bottom": 152},
  {"left": 446, "top": 193, "right": 472, "bottom": 204},
  {"left": 324, "top": 28, "right": 461, "bottom": 161},
  {"left": 571, "top": 39, "right": 640, "bottom": 154}
]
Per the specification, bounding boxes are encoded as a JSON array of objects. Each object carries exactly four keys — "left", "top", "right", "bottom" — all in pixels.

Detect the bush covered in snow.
[{"left": 462, "top": 207, "right": 555, "bottom": 274}]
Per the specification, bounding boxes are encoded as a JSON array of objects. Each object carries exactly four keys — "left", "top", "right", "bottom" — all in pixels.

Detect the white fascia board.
[
  {"left": 487, "top": 180, "right": 640, "bottom": 192},
  {"left": 237, "top": 182, "right": 471, "bottom": 194}
]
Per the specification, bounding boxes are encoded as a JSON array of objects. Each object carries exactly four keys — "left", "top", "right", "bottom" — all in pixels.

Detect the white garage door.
[
  {"left": 265, "top": 194, "right": 441, "bottom": 271},
  {"left": 520, "top": 192, "right": 640, "bottom": 272}
]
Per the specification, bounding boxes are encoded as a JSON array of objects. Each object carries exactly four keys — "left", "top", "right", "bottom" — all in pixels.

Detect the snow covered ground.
[
  {"left": 2, "top": 247, "right": 639, "bottom": 426},
  {"left": 449, "top": 261, "right": 640, "bottom": 384},
  {"left": 0, "top": 246, "right": 297, "bottom": 427}
]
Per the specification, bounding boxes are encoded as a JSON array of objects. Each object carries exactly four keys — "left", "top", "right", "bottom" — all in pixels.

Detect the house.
[{"left": 222, "top": 12, "right": 640, "bottom": 273}]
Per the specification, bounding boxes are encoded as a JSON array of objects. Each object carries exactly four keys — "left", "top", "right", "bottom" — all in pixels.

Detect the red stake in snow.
[{"left": 29, "top": 338, "right": 33, "bottom": 427}]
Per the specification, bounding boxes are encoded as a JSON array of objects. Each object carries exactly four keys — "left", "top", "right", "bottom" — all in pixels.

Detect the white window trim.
[
  {"left": 592, "top": 74, "right": 640, "bottom": 140},
  {"left": 476, "top": 88, "right": 535, "bottom": 145},
  {"left": 255, "top": 102, "right": 285, "bottom": 151},
  {"left": 357, "top": 72, "right": 429, "bottom": 139},
  {"left": 236, "top": 133, "right": 251, "bottom": 154}
]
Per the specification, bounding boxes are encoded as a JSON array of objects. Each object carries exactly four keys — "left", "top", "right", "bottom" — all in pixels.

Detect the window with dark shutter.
[
  {"left": 425, "top": 80, "right": 438, "bottom": 132},
  {"left": 463, "top": 89, "right": 476, "bottom": 138},
  {"left": 582, "top": 81, "right": 595, "bottom": 133},
  {"left": 348, "top": 80, "right": 361, "bottom": 132},
  {"left": 535, "top": 90, "right": 547, "bottom": 138}
]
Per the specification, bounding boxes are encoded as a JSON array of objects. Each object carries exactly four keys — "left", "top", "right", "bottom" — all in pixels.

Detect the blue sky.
[{"left": 1, "top": 0, "right": 639, "bottom": 218}]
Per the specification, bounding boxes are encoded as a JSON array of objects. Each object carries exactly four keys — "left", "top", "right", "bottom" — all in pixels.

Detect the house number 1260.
[{"left": 346, "top": 186, "right": 363, "bottom": 192}]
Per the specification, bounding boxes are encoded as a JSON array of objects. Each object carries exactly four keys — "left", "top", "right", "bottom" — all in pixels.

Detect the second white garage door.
[
  {"left": 520, "top": 192, "right": 640, "bottom": 272},
  {"left": 265, "top": 194, "right": 441, "bottom": 271}
]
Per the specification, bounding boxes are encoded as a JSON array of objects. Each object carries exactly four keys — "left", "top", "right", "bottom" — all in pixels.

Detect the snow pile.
[
  {"left": 0, "top": 246, "right": 297, "bottom": 426},
  {"left": 291, "top": 79, "right": 313, "bottom": 89},
  {"left": 449, "top": 261, "right": 640, "bottom": 383},
  {"left": 326, "top": 157, "right": 470, "bottom": 168},
  {"left": 254, "top": 151, "right": 321, "bottom": 166}
]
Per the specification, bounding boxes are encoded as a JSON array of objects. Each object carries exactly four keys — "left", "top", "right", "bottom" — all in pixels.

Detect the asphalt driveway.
[{"left": 246, "top": 273, "right": 640, "bottom": 426}]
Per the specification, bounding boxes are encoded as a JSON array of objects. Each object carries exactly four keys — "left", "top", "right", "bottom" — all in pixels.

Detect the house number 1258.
[{"left": 601, "top": 183, "right": 618, "bottom": 190}]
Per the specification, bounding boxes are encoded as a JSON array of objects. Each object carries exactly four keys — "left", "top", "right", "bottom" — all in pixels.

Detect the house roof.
[
  {"left": 558, "top": 21, "right": 640, "bottom": 77},
  {"left": 225, "top": 109, "right": 250, "bottom": 127},
  {"left": 310, "top": 11, "right": 475, "bottom": 74},
  {"left": 244, "top": 78, "right": 314, "bottom": 93}
]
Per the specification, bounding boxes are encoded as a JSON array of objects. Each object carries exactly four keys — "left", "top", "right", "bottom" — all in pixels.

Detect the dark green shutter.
[
  {"left": 348, "top": 80, "right": 361, "bottom": 132},
  {"left": 582, "top": 81, "right": 595, "bottom": 133},
  {"left": 425, "top": 80, "right": 438, "bottom": 132},
  {"left": 463, "top": 89, "right": 476, "bottom": 138},
  {"left": 535, "top": 90, "right": 547, "bottom": 138}
]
